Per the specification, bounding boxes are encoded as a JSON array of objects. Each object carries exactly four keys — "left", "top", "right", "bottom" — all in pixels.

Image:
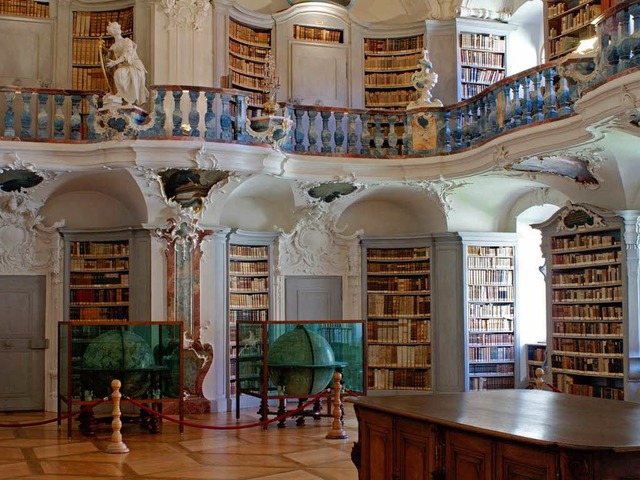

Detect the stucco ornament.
[
  {"left": 159, "top": 0, "right": 211, "bottom": 31},
  {"left": 412, "top": 176, "right": 469, "bottom": 218},
  {"left": 407, "top": 49, "right": 443, "bottom": 110}
]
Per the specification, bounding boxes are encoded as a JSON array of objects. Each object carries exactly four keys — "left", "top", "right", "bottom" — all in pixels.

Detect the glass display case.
[
  {"left": 236, "top": 320, "right": 366, "bottom": 425},
  {"left": 58, "top": 321, "right": 183, "bottom": 436}
]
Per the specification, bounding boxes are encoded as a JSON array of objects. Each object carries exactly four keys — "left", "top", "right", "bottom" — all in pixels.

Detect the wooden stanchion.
[
  {"left": 106, "top": 379, "right": 130, "bottom": 454},
  {"left": 326, "top": 370, "right": 348, "bottom": 440}
]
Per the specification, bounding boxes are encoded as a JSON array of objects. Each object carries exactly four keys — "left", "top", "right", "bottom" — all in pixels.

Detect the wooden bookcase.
[
  {"left": 462, "top": 235, "right": 517, "bottom": 391},
  {"left": 363, "top": 34, "right": 423, "bottom": 109},
  {"left": 527, "top": 343, "right": 547, "bottom": 382},
  {"left": 0, "top": 0, "right": 49, "bottom": 18},
  {"left": 545, "top": 0, "right": 607, "bottom": 60},
  {"left": 71, "top": 7, "right": 134, "bottom": 92},
  {"left": 227, "top": 232, "right": 275, "bottom": 400},
  {"left": 362, "top": 238, "right": 432, "bottom": 392},
  {"left": 61, "top": 229, "right": 150, "bottom": 323},
  {"left": 534, "top": 203, "right": 626, "bottom": 400},
  {"left": 228, "top": 17, "right": 272, "bottom": 115},
  {"left": 459, "top": 30, "right": 506, "bottom": 100}
]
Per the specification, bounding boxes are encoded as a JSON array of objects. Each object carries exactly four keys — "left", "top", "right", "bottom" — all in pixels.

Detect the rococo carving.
[{"left": 158, "top": 0, "right": 211, "bottom": 31}]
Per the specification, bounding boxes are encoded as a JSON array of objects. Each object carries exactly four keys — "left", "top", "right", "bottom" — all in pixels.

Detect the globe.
[
  {"left": 267, "top": 325, "right": 342, "bottom": 396},
  {"left": 81, "top": 329, "right": 155, "bottom": 398}
]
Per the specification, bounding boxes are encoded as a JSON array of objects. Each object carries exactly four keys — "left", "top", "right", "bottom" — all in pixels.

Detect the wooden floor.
[{"left": 0, "top": 403, "right": 359, "bottom": 479}]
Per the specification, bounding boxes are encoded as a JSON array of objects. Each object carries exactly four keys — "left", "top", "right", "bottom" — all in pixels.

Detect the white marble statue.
[{"left": 104, "top": 22, "right": 148, "bottom": 105}]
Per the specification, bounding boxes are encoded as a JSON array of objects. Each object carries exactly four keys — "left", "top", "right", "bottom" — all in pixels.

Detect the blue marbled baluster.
[
  {"left": 294, "top": 109, "right": 305, "bottom": 152},
  {"left": 543, "top": 68, "right": 557, "bottom": 119},
  {"left": 204, "top": 91, "right": 216, "bottom": 139},
  {"left": 235, "top": 94, "right": 249, "bottom": 142},
  {"left": 282, "top": 105, "right": 295, "bottom": 151},
  {"left": 557, "top": 76, "right": 572, "bottom": 116},
  {"left": 70, "top": 94, "right": 82, "bottom": 140},
  {"left": 4, "top": 91, "right": 15, "bottom": 137},
  {"left": 347, "top": 113, "right": 357, "bottom": 154},
  {"left": 154, "top": 88, "right": 167, "bottom": 137},
  {"left": 486, "top": 89, "right": 498, "bottom": 135},
  {"left": 360, "top": 113, "right": 371, "bottom": 156},
  {"left": 172, "top": 90, "right": 183, "bottom": 136},
  {"left": 531, "top": 72, "right": 544, "bottom": 122},
  {"left": 334, "top": 111, "right": 345, "bottom": 153},
  {"left": 387, "top": 114, "right": 398, "bottom": 155},
  {"left": 320, "top": 110, "right": 332, "bottom": 153},
  {"left": 443, "top": 109, "right": 451, "bottom": 153},
  {"left": 618, "top": 8, "right": 632, "bottom": 71},
  {"left": 453, "top": 107, "right": 463, "bottom": 149},
  {"left": 631, "top": 3, "right": 640, "bottom": 67},
  {"left": 220, "top": 93, "right": 233, "bottom": 141},
  {"left": 20, "top": 92, "right": 32, "bottom": 139},
  {"left": 523, "top": 76, "right": 532, "bottom": 125},
  {"left": 403, "top": 111, "right": 413, "bottom": 155},
  {"left": 307, "top": 110, "right": 318, "bottom": 153},
  {"left": 85, "top": 94, "right": 97, "bottom": 140},
  {"left": 373, "top": 114, "right": 384, "bottom": 155},
  {"left": 37, "top": 92, "right": 49, "bottom": 139},
  {"left": 53, "top": 94, "right": 65, "bottom": 139},
  {"left": 512, "top": 79, "right": 522, "bottom": 127},
  {"left": 188, "top": 89, "right": 200, "bottom": 137}
]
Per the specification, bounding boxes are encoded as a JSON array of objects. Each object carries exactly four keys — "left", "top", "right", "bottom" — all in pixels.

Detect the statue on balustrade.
[{"left": 100, "top": 22, "right": 148, "bottom": 106}]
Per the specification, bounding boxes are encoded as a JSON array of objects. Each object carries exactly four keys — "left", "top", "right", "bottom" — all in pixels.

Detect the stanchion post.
[
  {"left": 106, "top": 379, "right": 130, "bottom": 454},
  {"left": 326, "top": 370, "right": 347, "bottom": 439},
  {"left": 535, "top": 367, "right": 545, "bottom": 390}
]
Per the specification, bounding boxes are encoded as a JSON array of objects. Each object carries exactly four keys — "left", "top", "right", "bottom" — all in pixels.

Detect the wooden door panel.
[
  {"left": 397, "top": 418, "right": 435, "bottom": 480},
  {"left": 358, "top": 408, "right": 393, "bottom": 480},
  {"left": 445, "top": 430, "right": 493, "bottom": 480},
  {"left": 497, "top": 442, "right": 557, "bottom": 480}
]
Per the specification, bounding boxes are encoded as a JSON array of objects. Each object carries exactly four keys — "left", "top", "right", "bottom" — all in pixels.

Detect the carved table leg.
[
  {"left": 296, "top": 399, "right": 306, "bottom": 426},
  {"left": 277, "top": 399, "right": 286, "bottom": 429},
  {"left": 78, "top": 408, "right": 96, "bottom": 436}
]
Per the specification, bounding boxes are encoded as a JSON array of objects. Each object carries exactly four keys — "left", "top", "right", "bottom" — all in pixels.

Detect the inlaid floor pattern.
[{"left": 0, "top": 403, "right": 358, "bottom": 479}]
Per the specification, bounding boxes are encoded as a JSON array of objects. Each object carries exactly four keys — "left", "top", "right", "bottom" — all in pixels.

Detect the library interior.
[{"left": 2, "top": 0, "right": 640, "bottom": 478}]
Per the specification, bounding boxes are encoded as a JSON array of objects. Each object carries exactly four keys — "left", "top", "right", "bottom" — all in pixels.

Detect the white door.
[
  {"left": 285, "top": 276, "right": 342, "bottom": 320},
  {"left": 0, "top": 276, "right": 46, "bottom": 411}
]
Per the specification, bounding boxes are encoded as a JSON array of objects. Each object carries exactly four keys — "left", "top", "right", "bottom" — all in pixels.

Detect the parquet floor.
[{"left": 0, "top": 402, "right": 359, "bottom": 479}]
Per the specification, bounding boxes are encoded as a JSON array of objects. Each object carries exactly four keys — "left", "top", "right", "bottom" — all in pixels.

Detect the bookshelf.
[
  {"left": 0, "top": 0, "right": 49, "bottom": 18},
  {"left": 458, "top": 30, "right": 506, "bottom": 100},
  {"left": 228, "top": 17, "right": 272, "bottom": 114},
  {"left": 534, "top": 203, "right": 626, "bottom": 400},
  {"left": 227, "top": 233, "right": 275, "bottom": 400},
  {"left": 362, "top": 239, "right": 432, "bottom": 392},
  {"left": 463, "top": 235, "right": 517, "bottom": 391},
  {"left": 71, "top": 7, "right": 134, "bottom": 93},
  {"left": 545, "top": 0, "right": 607, "bottom": 60},
  {"left": 527, "top": 343, "right": 547, "bottom": 382},
  {"left": 363, "top": 34, "right": 423, "bottom": 109}
]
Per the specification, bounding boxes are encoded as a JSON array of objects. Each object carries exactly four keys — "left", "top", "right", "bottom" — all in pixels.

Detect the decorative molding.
[
  {"left": 411, "top": 176, "right": 469, "bottom": 217},
  {"left": 407, "top": 49, "right": 443, "bottom": 110},
  {"left": 0, "top": 192, "right": 63, "bottom": 274},
  {"left": 193, "top": 145, "right": 220, "bottom": 170},
  {"left": 155, "top": 214, "right": 212, "bottom": 255},
  {"left": 556, "top": 202, "right": 605, "bottom": 232},
  {"left": 158, "top": 0, "right": 212, "bottom": 31}
]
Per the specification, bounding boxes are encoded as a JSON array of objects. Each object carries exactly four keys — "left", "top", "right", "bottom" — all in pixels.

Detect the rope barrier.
[
  {"left": 124, "top": 389, "right": 328, "bottom": 431},
  {"left": 0, "top": 398, "right": 108, "bottom": 428}
]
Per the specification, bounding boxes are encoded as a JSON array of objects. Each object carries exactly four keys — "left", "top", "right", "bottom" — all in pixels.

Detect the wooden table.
[{"left": 350, "top": 389, "right": 640, "bottom": 480}]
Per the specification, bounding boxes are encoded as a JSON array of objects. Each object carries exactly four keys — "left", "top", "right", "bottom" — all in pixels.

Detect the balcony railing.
[{"left": 0, "top": 0, "right": 638, "bottom": 157}]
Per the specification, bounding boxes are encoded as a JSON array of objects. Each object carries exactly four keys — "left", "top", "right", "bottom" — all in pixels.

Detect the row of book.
[
  {"left": 467, "top": 285, "right": 514, "bottom": 301},
  {"left": 367, "top": 276, "right": 429, "bottom": 293},
  {"left": 229, "top": 309, "right": 268, "bottom": 322},
  {"left": 461, "top": 83, "right": 490, "bottom": 99},
  {"left": 459, "top": 33, "right": 506, "bottom": 52},
  {"left": 229, "top": 57, "right": 266, "bottom": 76},
  {"left": 467, "top": 269, "right": 513, "bottom": 285},
  {"left": 461, "top": 67, "right": 505, "bottom": 85},
  {"left": 367, "top": 261, "right": 430, "bottom": 275},
  {"left": 551, "top": 286, "right": 623, "bottom": 303},
  {"left": 553, "top": 373, "right": 623, "bottom": 399},
  {"left": 365, "top": 90, "right": 417, "bottom": 106},
  {"left": 550, "top": 233, "right": 619, "bottom": 251},
  {"left": 368, "top": 294, "right": 430, "bottom": 316},
  {"left": 467, "top": 257, "right": 513, "bottom": 270},
  {"left": 70, "top": 272, "right": 128, "bottom": 287},
  {"left": 364, "top": 54, "right": 421, "bottom": 71},
  {"left": 229, "top": 276, "right": 268, "bottom": 291},
  {"left": 72, "top": 66, "right": 109, "bottom": 92},
  {"left": 367, "top": 318, "right": 430, "bottom": 344},
  {"left": 73, "top": 9, "right": 133, "bottom": 38},
  {"left": 552, "top": 355, "right": 623, "bottom": 374},
  {"left": 553, "top": 320, "right": 622, "bottom": 336},
  {"left": 552, "top": 337, "right": 623, "bottom": 354},
  {"left": 70, "top": 257, "right": 128, "bottom": 271},
  {"left": 468, "top": 332, "right": 513, "bottom": 346},
  {"left": 460, "top": 50, "right": 504, "bottom": 68},
  {"left": 368, "top": 247, "right": 428, "bottom": 260},
  {"left": 0, "top": 0, "right": 49, "bottom": 18},
  {"left": 229, "top": 19, "right": 271, "bottom": 46},
  {"left": 317, "top": 325, "right": 355, "bottom": 344},
  {"left": 468, "top": 316, "right": 513, "bottom": 332},
  {"left": 369, "top": 344, "right": 431, "bottom": 368},
  {"left": 365, "top": 71, "right": 414, "bottom": 87},
  {"left": 70, "top": 289, "right": 128, "bottom": 304},
  {"left": 551, "top": 4, "right": 602, "bottom": 36},
  {"left": 468, "top": 345, "right": 514, "bottom": 361},
  {"left": 469, "top": 362, "right": 514, "bottom": 375},
  {"left": 230, "top": 70, "right": 266, "bottom": 92},
  {"left": 551, "top": 266, "right": 622, "bottom": 286},
  {"left": 229, "top": 293, "right": 268, "bottom": 308},
  {"left": 229, "top": 245, "right": 268, "bottom": 258},
  {"left": 244, "top": 91, "right": 267, "bottom": 108},
  {"left": 552, "top": 304, "right": 623, "bottom": 320},
  {"left": 364, "top": 35, "right": 423, "bottom": 54},
  {"left": 229, "top": 261, "right": 269, "bottom": 275},
  {"left": 73, "top": 38, "right": 112, "bottom": 66},
  {"left": 68, "top": 306, "right": 129, "bottom": 321},
  {"left": 527, "top": 345, "right": 546, "bottom": 362},
  {"left": 469, "top": 376, "right": 514, "bottom": 390},
  {"left": 552, "top": 250, "right": 621, "bottom": 266},
  {"left": 229, "top": 39, "right": 270, "bottom": 62},
  {"left": 468, "top": 303, "right": 514, "bottom": 319},
  {"left": 467, "top": 246, "right": 514, "bottom": 257},
  {"left": 293, "top": 25, "right": 343, "bottom": 44},
  {"left": 367, "top": 368, "right": 431, "bottom": 390},
  {"left": 71, "top": 241, "right": 128, "bottom": 256}
]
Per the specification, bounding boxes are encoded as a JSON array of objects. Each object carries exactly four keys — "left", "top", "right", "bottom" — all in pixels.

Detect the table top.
[{"left": 351, "top": 390, "right": 640, "bottom": 451}]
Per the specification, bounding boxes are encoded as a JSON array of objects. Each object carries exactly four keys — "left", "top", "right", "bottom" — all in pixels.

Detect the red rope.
[
  {"left": 0, "top": 398, "right": 108, "bottom": 428},
  {"left": 124, "top": 391, "right": 329, "bottom": 430}
]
